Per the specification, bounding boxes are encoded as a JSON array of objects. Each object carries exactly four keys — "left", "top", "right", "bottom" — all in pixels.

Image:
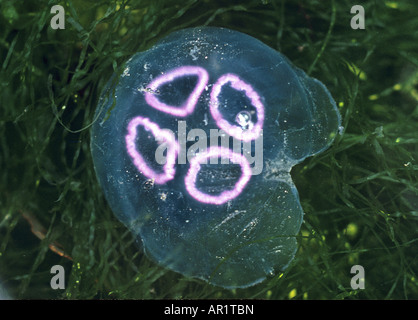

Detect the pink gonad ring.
[
  {"left": 184, "top": 146, "right": 252, "bottom": 205},
  {"left": 125, "top": 116, "right": 179, "bottom": 184},
  {"left": 210, "top": 73, "right": 265, "bottom": 142},
  {"left": 144, "top": 66, "right": 209, "bottom": 117}
]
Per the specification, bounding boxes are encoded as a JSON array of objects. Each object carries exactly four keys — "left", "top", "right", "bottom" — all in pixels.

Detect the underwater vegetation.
[{"left": 0, "top": 0, "right": 417, "bottom": 299}]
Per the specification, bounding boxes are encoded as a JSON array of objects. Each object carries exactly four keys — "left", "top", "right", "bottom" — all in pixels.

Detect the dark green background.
[{"left": 0, "top": 0, "right": 417, "bottom": 299}]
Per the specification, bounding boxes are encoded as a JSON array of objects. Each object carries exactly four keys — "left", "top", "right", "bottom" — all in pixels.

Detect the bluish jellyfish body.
[{"left": 91, "top": 27, "right": 341, "bottom": 288}]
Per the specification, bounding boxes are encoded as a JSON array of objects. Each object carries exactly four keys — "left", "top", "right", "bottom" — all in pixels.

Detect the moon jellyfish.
[{"left": 91, "top": 27, "right": 341, "bottom": 288}]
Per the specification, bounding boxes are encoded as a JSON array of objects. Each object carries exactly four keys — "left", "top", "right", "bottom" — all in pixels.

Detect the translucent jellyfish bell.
[{"left": 91, "top": 27, "right": 341, "bottom": 289}]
